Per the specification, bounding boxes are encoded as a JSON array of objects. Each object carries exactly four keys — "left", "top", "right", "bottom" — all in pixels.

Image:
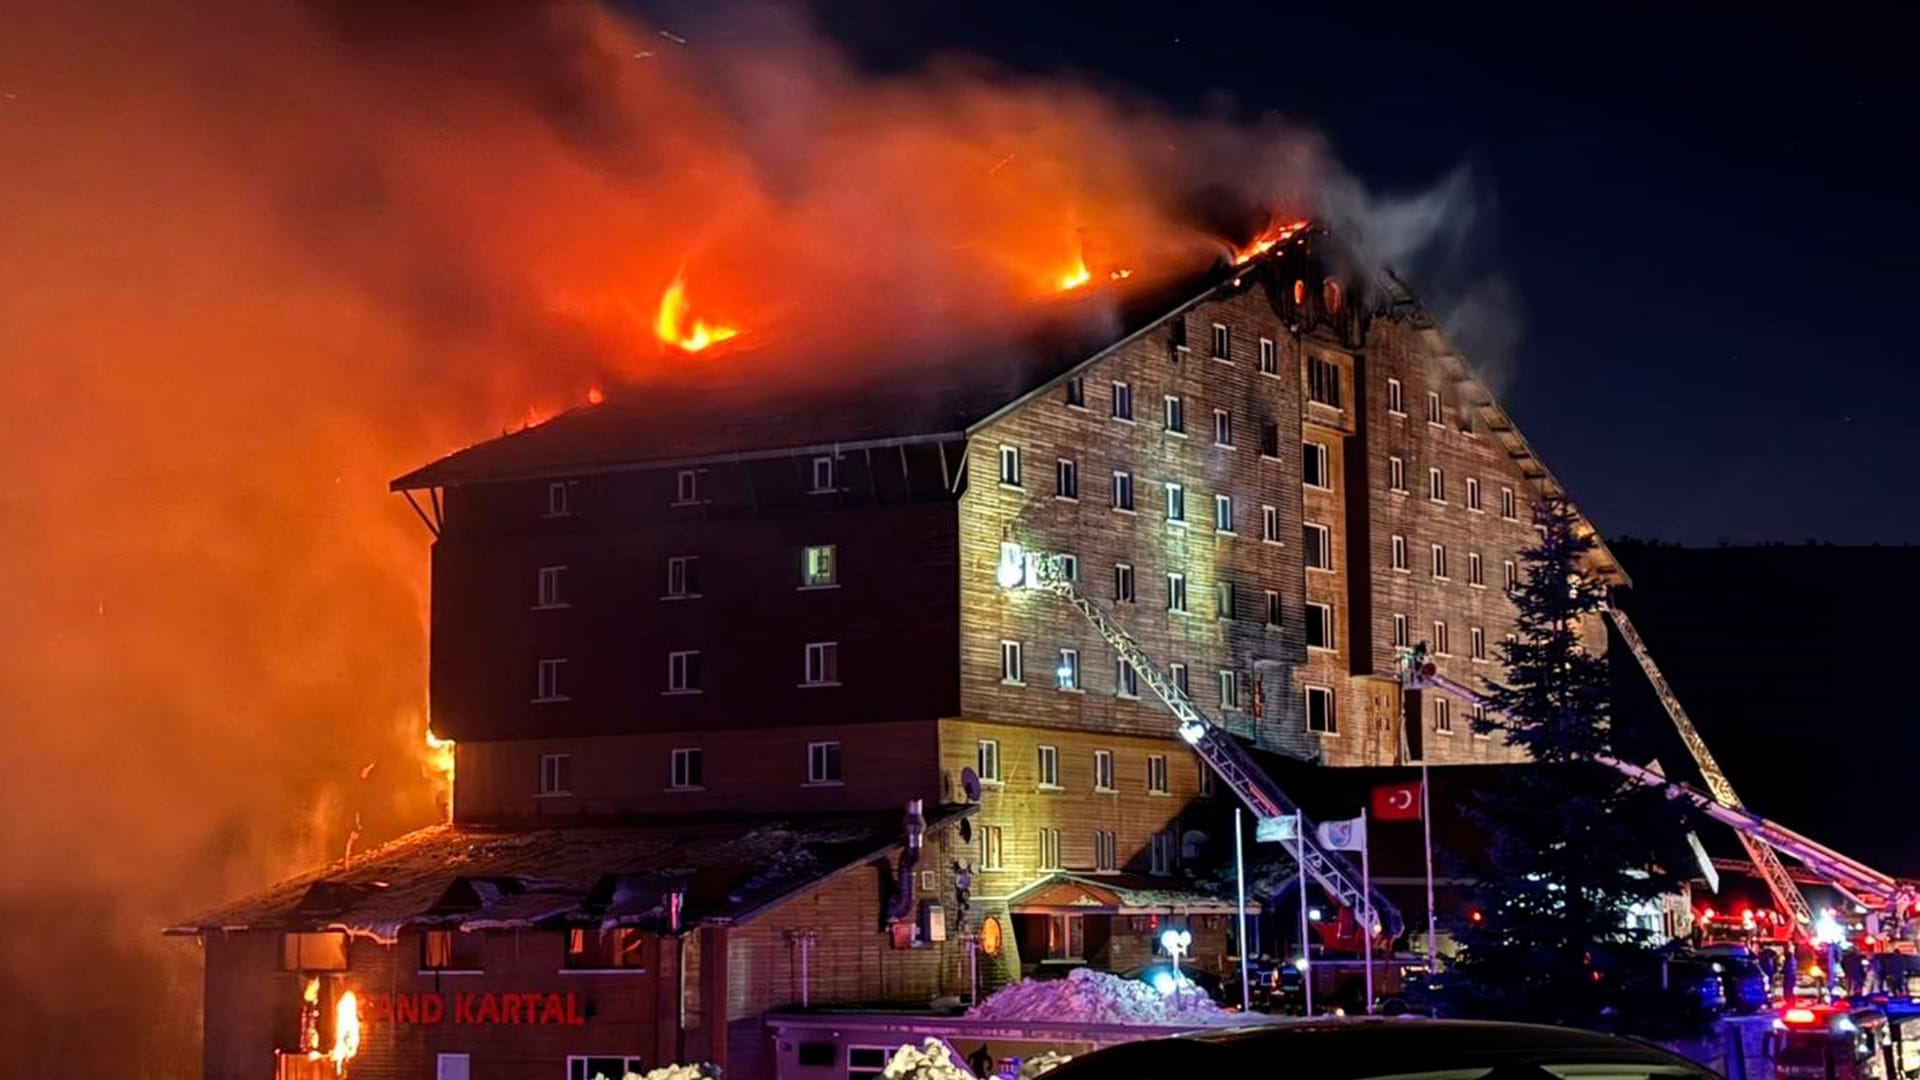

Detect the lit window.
[
  {"left": 1211, "top": 322, "right": 1230, "bottom": 359},
  {"left": 1265, "top": 590, "right": 1282, "bottom": 628},
  {"left": 1429, "top": 467, "right": 1446, "bottom": 503},
  {"left": 1093, "top": 750, "right": 1115, "bottom": 792},
  {"left": 1426, "top": 391, "right": 1443, "bottom": 425},
  {"left": 546, "top": 481, "right": 573, "bottom": 518},
  {"left": 667, "top": 650, "right": 701, "bottom": 693},
  {"left": 1503, "top": 559, "right": 1518, "bottom": 591},
  {"left": 998, "top": 445, "right": 1022, "bottom": 487},
  {"left": 1466, "top": 477, "right": 1482, "bottom": 512},
  {"left": 1215, "top": 494, "right": 1235, "bottom": 534},
  {"left": 1306, "top": 686, "right": 1337, "bottom": 734},
  {"left": 1387, "top": 378, "right": 1404, "bottom": 415},
  {"left": 1468, "top": 552, "right": 1484, "bottom": 586},
  {"left": 1391, "top": 534, "right": 1408, "bottom": 571},
  {"left": 1000, "top": 640, "right": 1024, "bottom": 684},
  {"left": 670, "top": 748, "right": 704, "bottom": 790},
  {"left": 1166, "top": 572, "right": 1188, "bottom": 613},
  {"left": 1432, "top": 620, "right": 1451, "bottom": 655},
  {"left": 1146, "top": 754, "right": 1169, "bottom": 794},
  {"left": 1216, "top": 580, "right": 1236, "bottom": 620},
  {"left": 1306, "top": 603, "right": 1333, "bottom": 650},
  {"left": 535, "top": 658, "right": 568, "bottom": 703},
  {"left": 810, "top": 455, "right": 836, "bottom": 493},
  {"left": 1260, "top": 422, "right": 1281, "bottom": 458},
  {"left": 1434, "top": 697, "right": 1453, "bottom": 734},
  {"left": 1045, "top": 913, "right": 1084, "bottom": 959},
  {"left": 1259, "top": 337, "right": 1277, "bottom": 375},
  {"left": 1431, "top": 544, "right": 1450, "bottom": 580},
  {"left": 1055, "top": 458, "right": 1079, "bottom": 500},
  {"left": 538, "top": 753, "right": 572, "bottom": 796},
  {"left": 1094, "top": 830, "right": 1117, "bottom": 871},
  {"left": 977, "top": 739, "right": 1001, "bottom": 783},
  {"left": 1501, "top": 487, "right": 1518, "bottom": 520},
  {"left": 1306, "top": 354, "right": 1342, "bottom": 408},
  {"left": 807, "top": 741, "right": 842, "bottom": 784},
  {"left": 1111, "top": 381, "right": 1134, "bottom": 421},
  {"left": 1218, "top": 670, "right": 1240, "bottom": 711},
  {"left": 675, "top": 469, "right": 699, "bottom": 505},
  {"left": 1303, "top": 442, "right": 1331, "bottom": 488},
  {"left": 981, "top": 825, "right": 1004, "bottom": 869},
  {"left": 421, "top": 930, "right": 483, "bottom": 972},
  {"left": 1165, "top": 483, "right": 1185, "bottom": 523},
  {"left": 803, "top": 642, "right": 839, "bottom": 686},
  {"left": 1039, "top": 828, "right": 1062, "bottom": 870},
  {"left": 564, "top": 928, "right": 645, "bottom": 971},
  {"left": 535, "top": 565, "right": 567, "bottom": 609},
  {"left": 1112, "top": 470, "right": 1135, "bottom": 512},
  {"left": 666, "top": 555, "right": 700, "bottom": 597},
  {"left": 1057, "top": 648, "right": 1079, "bottom": 692},
  {"left": 1065, "top": 376, "right": 1086, "bottom": 408},
  {"left": 1388, "top": 456, "right": 1407, "bottom": 492},
  {"left": 1113, "top": 563, "right": 1135, "bottom": 602},
  {"left": 1323, "top": 279, "right": 1344, "bottom": 315},
  {"left": 1213, "top": 409, "right": 1233, "bottom": 446},
  {"left": 1393, "top": 613, "right": 1409, "bottom": 648},
  {"left": 1037, "top": 745, "right": 1060, "bottom": 789},
  {"left": 1304, "top": 523, "right": 1333, "bottom": 571},
  {"left": 1471, "top": 626, "right": 1487, "bottom": 661},
  {"left": 1115, "top": 658, "right": 1139, "bottom": 699},
  {"left": 801, "top": 544, "right": 837, "bottom": 588},
  {"left": 1262, "top": 505, "right": 1279, "bottom": 542},
  {"left": 1163, "top": 395, "right": 1185, "bottom": 434},
  {"left": 1149, "top": 831, "right": 1175, "bottom": 876}
]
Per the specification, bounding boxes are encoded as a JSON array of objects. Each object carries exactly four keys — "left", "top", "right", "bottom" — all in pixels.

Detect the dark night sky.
[{"left": 753, "top": 2, "right": 1920, "bottom": 545}]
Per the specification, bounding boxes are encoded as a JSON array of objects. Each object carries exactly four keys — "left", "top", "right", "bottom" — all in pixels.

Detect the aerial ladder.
[{"left": 996, "top": 541, "right": 1404, "bottom": 936}]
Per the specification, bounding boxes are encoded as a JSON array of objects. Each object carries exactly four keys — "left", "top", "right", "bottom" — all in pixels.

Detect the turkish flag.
[{"left": 1371, "top": 781, "right": 1423, "bottom": 821}]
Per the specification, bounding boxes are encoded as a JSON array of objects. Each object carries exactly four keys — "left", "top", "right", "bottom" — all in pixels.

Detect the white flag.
[
  {"left": 1256, "top": 816, "right": 1298, "bottom": 843},
  {"left": 1317, "top": 816, "right": 1367, "bottom": 851}
]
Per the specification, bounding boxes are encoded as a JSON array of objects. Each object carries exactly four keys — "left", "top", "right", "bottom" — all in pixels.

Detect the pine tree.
[{"left": 1442, "top": 497, "right": 1708, "bottom": 1037}]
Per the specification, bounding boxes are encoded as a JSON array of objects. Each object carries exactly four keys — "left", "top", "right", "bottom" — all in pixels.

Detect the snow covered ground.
[{"left": 967, "top": 968, "right": 1238, "bottom": 1026}]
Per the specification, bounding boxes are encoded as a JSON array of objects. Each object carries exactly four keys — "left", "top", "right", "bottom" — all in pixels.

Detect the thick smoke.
[{"left": 0, "top": 1, "right": 1473, "bottom": 1074}]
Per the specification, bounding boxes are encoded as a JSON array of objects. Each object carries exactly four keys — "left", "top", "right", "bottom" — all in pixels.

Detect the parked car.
[
  {"left": 1037, "top": 1017, "right": 1725, "bottom": 1080},
  {"left": 1696, "top": 944, "right": 1772, "bottom": 1014}
]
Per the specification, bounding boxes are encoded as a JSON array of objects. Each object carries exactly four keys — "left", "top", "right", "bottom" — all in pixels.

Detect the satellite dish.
[
  {"left": 958, "top": 818, "right": 974, "bottom": 844},
  {"left": 960, "top": 767, "right": 983, "bottom": 803}
]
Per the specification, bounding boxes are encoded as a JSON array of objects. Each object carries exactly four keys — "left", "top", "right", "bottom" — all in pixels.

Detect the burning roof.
[{"left": 166, "top": 807, "right": 969, "bottom": 941}]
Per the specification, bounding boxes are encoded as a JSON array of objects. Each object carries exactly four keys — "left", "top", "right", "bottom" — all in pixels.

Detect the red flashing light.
[
  {"left": 1782, "top": 1007, "right": 1821, "bottom": 1026},
  {"left": 1469, "top": 910, "right": 1484, "bottom": 924}
]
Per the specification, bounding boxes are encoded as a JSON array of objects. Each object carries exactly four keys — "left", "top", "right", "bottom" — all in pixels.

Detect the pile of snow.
[{"left": 968, "top": 967, "right": 1235, "bottom": 1026}]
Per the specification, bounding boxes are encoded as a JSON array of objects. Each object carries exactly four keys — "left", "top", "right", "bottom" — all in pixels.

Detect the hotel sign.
[{"left": 361, "top": 991, "right": 588, "bottom": 1027}]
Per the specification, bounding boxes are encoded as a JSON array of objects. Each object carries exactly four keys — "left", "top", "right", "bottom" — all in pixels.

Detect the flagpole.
[
  {"left": 1422, "top": 764, "right": 1437, "bottom": 970},
  {"left": 1235, "top": 809, "right": 1251, "bottom": 1013},
  {"left": 1296, "top": 811, "right": 1312, "bottom": 1017},
  {"left": 1361, "top": 807, "right": 1374, "bottom": 1015}
]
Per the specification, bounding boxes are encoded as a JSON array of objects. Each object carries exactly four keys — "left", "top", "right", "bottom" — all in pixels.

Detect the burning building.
[{"left": 172, "top": 228, "right": 1618, "bottom": 1079}]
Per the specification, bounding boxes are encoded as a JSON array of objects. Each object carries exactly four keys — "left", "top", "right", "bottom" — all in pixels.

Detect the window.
[
  {"left": 675, "top": 469, "right": 699, "bottom": 505},
  {"left": 565, "top": 927, "right": 644, "bottom": 970},
  {"left": 1503, "top": 559, "right": 1518, "bottom": 591},
  {"left": 806, "top": 741, "right": 842, "bottom": 784},
  {"left": 1260, "top": 422, "right": 1280, "bottom": 458},
  {"left": 1056, "top": 648, "right": 1080, "bottom": 691},
  {"left": 1430, "top": 544, "right": 1450, "bottom": 580},
  {"left": 801, "top": 544, "right": 837, "bottom": 588},
  {"left": 569, "top": 1058, "right": 645, "bottom": 1080},
  {"left": 803, "top": 642, "right": 839, "bottom": 686},
  {"left": 538, "top": 753, "right": 572, "bottom": 796},
  {"left": 1170, "top": 319, "right": 1189, "bottom": 350},
  {"left": 1149, "top": 831, "right": 1175, "bottom": 876},
  {"left": 1306, "top": 603, "right": 1333, "bottom": 650},
  {"left": 1393, "top": 613, "right": 1409, "bottom": 648},
  {"left": 1044, "top": 914, "right": 1084, "bottom": 960},
  {"left": 1391, "top": 534, "right": 1408, "bottom": 571},
  {"left": 1434, "top": 697, "right": 1454, "bottom": 735},
  {"left": 421, "top": 930, "right": 483, "bottom": 972},
  {"left": 1113, "top": 563, "right": 1135, "bottom": 602},
  {"left": 535, "top": 658, "right": 568, "bottom": 703},
  {"left": 535, "top": 565, "right": 567, "bottom": 609},
  {"left": 1094, "top": 830, "right": 1117, "bottom": 872},
  {"left": 1170, "top": 663, "right": 1189, "bottom": 697},
  {"left": 1306, "top": 354, "right": 1343, "bottom": 408},
  {"left": 1472, "top": 704, "right": 1490, "bottom": 739},
  {"left": 1302, "top": 441, "right": 1331, "bottom": 489},
  {"left": 1432, "top": 620, "right": 1451, "bottom": 655},
  {"left": 1211, "top": 322, "right": 1230, "bottom": 359},
  {"left": 1163, "top": 395, "right": 1185, "bottom": 434},
  {"left": 1093, "top": 750, "right": 1115, "bottom": 792},
  {"left": 1304, "top": 523, "right": 1332, "bottom": 571},
  {"left": 999, "top": 640, "right": 1024, "bottom": 684},
  {"left": 1198, "top": 766, "right": 1216, "bottom": 798},
  {"left": 1466, "top": 477, "right": 1482, "bottom": 512},
  {"left": 1261, "top": 505, "right": 1279, "bottom": 542},
  {"left": 998, "top": 445, "right": 1022, "bottom": 487},
  {"left": 1428, "top": 467, "right": 1446, "bottom": 503},
  {"left": 1065, "top": 376, "right": 1086, "bottom": 408},
  {"left": 1387, "top": 377, "right": 1405, "bottom": 415},
  {"left": 1388, "top": 456, "right": 1407, "bottom": 492},
  {"left": 1213, "top": 409, "right": 1233, "bottom": 446},
  {"left": 667, "top": 650, "right": 701, "bottom": 693},
  {"left": 1219, "top": 670, "right": 1240, "bottom": 711},
  {"left": 1039, "top": 828, "right": 1062, "bottom": 870},
  {"left": 1216, "top": 580, "right": 1236, "bottom": 620},
  {"left": 1265, "top": 590, "right": 1283, "bottom": 628},
  {"left": 1501, "top": 486, "right": 1518, "bottom": 520},
  {"left": 1468, "top": 552, "right": 1484, "bottom": 586},
  {"left": 1115, "top": 658, "right": 1139, "bottom": 699},
  {"left": 1055, "top": 458, "right": 1079, "bottom": 500},
  {"left": 1471, "top": 627, "right": 1487, "bottom": 661},
  {"left": 281, "top": 932, "right": 349, "bottom": 971},
  {"left": 1164, "top": 482, "right": 1185, "bottom": 523},
  {"left": 1111, "top": 381, "right": 1134, "bottom": 421},
  {"left": 1111, "top": 470, "right": 1135, "bottom": 511},
  {"left": 977, "top": 739, "right": 1001, "bottom": 783},
  {"left": 1146, "top": 754, "right": 1169, "bottom": 794},
  {"left": 1037, "top": 745, "right": 1060, "bottom": 789},
  {"left": 980, "top": 825, "right": 1003, "bottom": 869},
  {"left": 1306, "top": 686, "right": 1337, "bottom": 734},
  {"left": 810, "top": 455, "right": 836, "bottom": 493},
  {"left": 1426, "top": 391, "right": 1443, "bottom": 425},
  {"left": 670, "top": 748, "right": 704, "bottom": 790},
  {"left": 1259, "top": 337, "right": 1277, "bottom": 375},
  {"left": 1166, "top": 572, "right": 1188, "bottom": 613},
  {"left": 1215, "top": 494, "right": 1235, "bottom": 534},
  {"left": 665, "top": 555, "right": 700, "bottom": 598},
  {"left": 545, "top": 481, "right": 573, "bottom": 518},
  {"left": 1059, "top": 553, "right": 1079, "bottom": 582}
]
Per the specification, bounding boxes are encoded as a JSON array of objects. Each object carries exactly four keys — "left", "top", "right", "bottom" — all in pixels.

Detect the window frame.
[
  {"left": 665, "top": 555, "right": 700, "bottom": 599},
  {"left": 1468, "top": 551, "right": 1485, "bottom": 587},
  {"left": 538, "top": 753, "right": 572, "bottom": 797},
  {"left": 1055, "top": 458, "right": 1079, "bottom": 501},
  {"left": 534, "top": 565, "right": 568, "bottom": 610},
  {"left": 1393, "top": 613, "right": 1409, "bottom": 648},
  {"left": 1302, "top": 441, "right": 1332, "bottom": 489},
  {"left": 1388, "top": 456, "right": 1407, "bottom": 493},
  {"left": 1214, "top": 493, "right": 1235, "bottom": 534},
  {"left": 1391, "top": 534, "right": 1408, "bottom": 572},
  {"left": 977, "top": 739, "right": 1001, "bottom": 784},
  {"left": 1113, "top": 562, "right": 1135, "bottom": 602},
  {"left": 545, "top": 481, "right": 573, "bottom": 518},
  {"left": 1432, "top": 620, "right": 1451, "bottom": 656},
  {"left": 1216, "top": 579, "right": 1236, "bottom": 621},
  {"left": 802, "top": 641, "right": 840, "bottom": 687},
  {"left": 998, "top": 445, "right": 1022, "bottom": 487},
  {"left": 1111, "top": 381, "right": 1134, "bottom": 422},
  {"left": 1466, "top": 477, "right": 1482, "bottom": 512},
  {"left": 534, "top": 658, "right": 569, "bottom": 703},
  {"left": 1258, "top": 337, "right": 1277, "bottom": 375},
  {"left": 666, "top": 650, "right": 702, "bottom": 694},
  {"left": 1434, "top": 696, "right": 1454, "bottom": 735},
  {"left": 1065, "top": 376, "right": 1087, "bottom": 409},
  {"left": 1471, "top": 626, "right": 1488, "bottom": 662},
  {"left": 1211, "top": 322, "right": 1230, "bottom": 360},
  {"left": 1166, "top": 572, "right": 1188, "bottom": 614},
  {"left": 1164, "top": 482, "right": 1185, "bottom": 524},
  {"left": 1305, "top": 602, "right": 1334, "bottom": 651},
  {"left": 1163, "top": 394, "right": 1186, "bottom": 435},
  {"left": 1265, "top": 590, "right": 1283, "bottom": 629},
  {"left": 999, "top": 640, "right": 1025, "bottom": 685},
  {"left": 805, "top": 740, "right": 843, "bottom": 785},
  {"left": 1428, "top": 466, "right": 1447, "bottom": 504},
  {"left": 1039, "top": 827, "right": 1063, "bottom": 870},
  {"left": 420, "top": 929, "right": 484, "bottom": 974},
  {"left": 669, "top": 747, "right": 705, "bottom": 791},
  {"left": 1304, "top": 522, "right": 1333, "bottom": 572},
  {"left": 980, "top": 824, "right": 1004, "bottom": 870},
  {"left": 1501, "top": 486, "right": 1518, "bottom": 520},
  {"left": 810, "top": 455, "right": 837, "bottom": 494},
  {"left": 800, "top": 543, "right": 838, "bottom": 589},
  {"left": 1037, "top": 745, "right": 1061, "bottom": 790},
  {"left": 1218, "top": 670, "right": 1240, "bottom": 711},
  {"left": 1387, "top": 377, "right": 1405, "bottom": 415},
  {"left": 1093, "top": 750, "right": 1115, "bottom": 793},
  {"left": 1431, "top": 543, "right": 1450, "bottom": 580},
  {"left": 674, "top": 469, "right": 700, "bottom": 506},
  {"left": 1056, "top": 647, "right": 1080, "bottom": 692},
  {"left": 1146, "top": 753, "right": 1170, "bottom": 795},
  {"left": 1426, "top": 391, "right": 1443, "bottom": 426},
  {"left": 1306, "top": 353, "right": 1343, "bottom": 409},
  {"left": 1306, "top": 685, "right": 1338, "bottom": 735},
  {"left": 1115, "top": 657, "right": 1139, "bottom": 699},
  {"left": 1212, "top": 408, "right": 1234, "bottom": 447}
]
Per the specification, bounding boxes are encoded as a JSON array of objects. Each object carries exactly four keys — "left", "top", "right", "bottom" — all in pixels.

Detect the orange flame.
[
  {"left": 1231, "top": 218, "right": 1313, "bottom": 264},
  {"left": 330, "top": 990, "right": 361, "bottom": 1073},
  {"left": 655, "top": 272, "right": 739, "bottom": 352},
  {"left": 586, "top": 385, "right": 605, "bottom": 406},
  {"left": 425, "top": 724, "right": 454, "bottom": 821},
  {"left": 1057, "top": 259, "right": 1091, "bottom": 291}
]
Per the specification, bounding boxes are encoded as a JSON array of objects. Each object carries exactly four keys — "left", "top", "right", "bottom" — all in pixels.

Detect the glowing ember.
[
  {"left": 586, "top": 385, "right": 605, "bottom": 406},
  {"left": 425, "top": 724, "right": 455, "bottom": 820},
  {"left": 1057, "top": 260, "right": 1091, "bottom": 291},
  {"left": 1109, "top": 267, "right": 1133, "bottom": 280},
  {"left": 330, "top": 990, "right": 361, "bottom": 1073},
  {"left": 1231, "top": 218, "right": 1313, "bottom": 264},
  {"left": 301, "top": 978, "right": 323, "bottom": 1056},
  {"left": 655, "top": 272, "right": 739, "bottom": 352}
]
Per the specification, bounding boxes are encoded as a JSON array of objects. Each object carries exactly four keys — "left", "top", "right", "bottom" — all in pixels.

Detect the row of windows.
[
  {"left": 974, "top": 822, "right": 1178, "bottom": 876},
  {"left": 542, "top": 452, "right": 850, "bottom": 519},
  {"left": 1386, "top": 536, "right": 1520, "bottom": 590},
  {"left": 531, "top": 640, "right": 843, "bottom": 703},
  {"left": 976, "top": 739, "right": 1181, "bottom": 794},
  {"left": 1389, "top": 615, "right": 1513, "bottom": 663},
  {"left": 535, "top": 742, "right": 843, "bottom": 797},
  {"left": 1003, "top": 439, "right": 1330, "bottom": 526},
  {"left": 284, "top": 928, "right": 655, "bottom": 979},
  {"left": 991, "top": 637, "right": 1340, "bottom": 727},
  {"left": 1428, "top": 696, "right": 1491, "bottom": 739},
  {"left": 1385, "top": 458, "right": 1521, "bottom": 518},
  {"left": 531, "top": 544, "right": 838, "bottom": 610}
]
